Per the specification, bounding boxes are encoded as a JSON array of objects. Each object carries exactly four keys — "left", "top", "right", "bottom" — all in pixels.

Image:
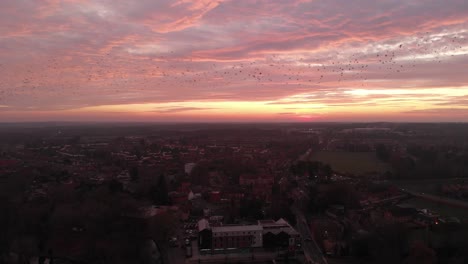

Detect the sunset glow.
[{"left": 1, "top": 0, "right": 468, "bottom": 122}]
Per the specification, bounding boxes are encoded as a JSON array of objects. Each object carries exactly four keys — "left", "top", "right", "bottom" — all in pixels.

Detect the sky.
[{"left": 1, "top": 0, "right": 468, "bottom": 122}]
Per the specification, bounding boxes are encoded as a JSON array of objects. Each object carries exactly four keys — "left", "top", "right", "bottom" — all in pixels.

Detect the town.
[{"left": 1, "top": 122, "right": 468, "bottom": 264}]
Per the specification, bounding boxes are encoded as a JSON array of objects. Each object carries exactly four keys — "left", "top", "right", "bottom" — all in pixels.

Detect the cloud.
[
  {"left": 0, "top": 0, "right": 467, "bottom": 121},
  {"left": 150, "top": 106, "right": 217, "bottom": 113},
  {"left": 435, "top": 95, "right": 468, "bottom": 107},
  {"left": 403, "top": 108, "right": 468, "bottom": 115},
  {"left": 112, "top": 0, "right": 224, "bottom": 33}
]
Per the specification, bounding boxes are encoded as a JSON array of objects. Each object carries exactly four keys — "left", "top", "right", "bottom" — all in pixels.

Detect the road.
[
  {"left": 293, "top": 148, "right": 327, "bottom": 264},
  {"left": 298, "top": 148, "right": 312, "bottom": 161},
  {"left": 402, "top": 189, "right": 468, "bottom": 209},
  {"left": 165, "top": 219, "right": 188, "bottom": 264},
  {"left": 292, "top": 206, "right": 327, "bottom": 264}
]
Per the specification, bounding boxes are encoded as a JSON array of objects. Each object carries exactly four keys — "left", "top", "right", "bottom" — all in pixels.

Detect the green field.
[{"left": 310, "top": 151, "right": 391, "bottom": 175}]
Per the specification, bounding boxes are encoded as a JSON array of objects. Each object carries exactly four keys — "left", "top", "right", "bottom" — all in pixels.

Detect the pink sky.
[{"left": 1, "top": 0, "right": 468, "bottom": 122}]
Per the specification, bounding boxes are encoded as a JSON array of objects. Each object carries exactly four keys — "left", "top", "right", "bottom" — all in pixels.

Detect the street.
[
  {"left": 292, "top": 148, "right": 327, "bottom": 264},
  {"left": 402, "top": 189, "right": 468, "bottom": 209},
  {"left": 165, "top": 219, "right": 189, "bottom": 264},
  {"left": 292, "top": 206, "right": 327, "bottom": 264}
]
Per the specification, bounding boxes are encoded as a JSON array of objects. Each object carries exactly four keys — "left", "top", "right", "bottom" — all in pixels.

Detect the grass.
[{"left": 310, "top": 151, "right": 391, "bottom": 175}]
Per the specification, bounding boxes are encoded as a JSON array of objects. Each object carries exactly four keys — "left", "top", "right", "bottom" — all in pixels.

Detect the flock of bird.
[{"left": 0, "top": 32, "right": 466, "bottom": 107}]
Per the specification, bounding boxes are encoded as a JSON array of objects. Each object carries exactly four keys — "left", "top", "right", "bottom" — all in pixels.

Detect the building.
[
  {"left": 258, "top": 219, "right": 300, "bottom": 249},
  {"left": 197, "top": 219, "right": 263, "bottom": 252},
  {"left": 185, "top": 163, "right": 196, "bottom": 174},
  {"left": 198, "top": 219, "right": 212, "bottom": 250},
  {"left": 212, "top": 225, "right": 263, "bottom": 250},
  {"left": 197, "top": 217, "right": 301, "bottom": 255}
]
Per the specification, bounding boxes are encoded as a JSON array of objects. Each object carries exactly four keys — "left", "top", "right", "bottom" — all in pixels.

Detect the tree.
[
  {"left": 322, "top": 164, "right": 332, "bottom": 180},
  {"left": 69, "top": 135, "right": 81, "bottom": 144},
  {"left": 108, "top": 179, "right": 124, "bottom": 194},
  {"left": 150, "top": 175, "right": 169, "bottom": 205},
  {"left": 147, "top": 212, "right": 178, "bottom": 243},
  {"left": 307, "top": 184, "right": 319, "bottom": 213},
  {"left": 280, "top": 206, "right": 296, "bottom": 226},
  {"left": 190, "top": 162, "right": 209, "bottom": 185},
  {"left": 0, "top": 198, "right": 16, "bottom": 260},
  {"left": 405, "top": 240, "right": 436, "bottom": 264},
  {"left": 318, "top": 183, "right": 360, "bottom": 211},
  {"left": 307, "top": 162, "right": 320, "bottom": 177},
  {"left": 376, "top": 144, "right": 390, "bottom": 162},
  {"left": 351, "top": 231, "right": 373, "bottom": 261},
  {"left": 369, "top": 224, "right": 409, "bottom": 264},
  {"left": 130, "top": 166, "right": 139, "bottom": 182},
  {"left": 239, "top": 198, "right": 264, "bottom": 219}
]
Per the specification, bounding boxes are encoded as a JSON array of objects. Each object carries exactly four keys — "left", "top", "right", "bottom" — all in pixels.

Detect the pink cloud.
[{"left": 0, "top": 0, "right": 467, "bottom": 121}]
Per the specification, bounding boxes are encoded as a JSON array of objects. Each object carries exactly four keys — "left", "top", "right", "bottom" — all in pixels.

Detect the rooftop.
[
  {"left": 258, "top": 218, "right": 291, "bottom": 227},
  {"left": 258, "top": 219, "right": 299, "bottom": 235},
  {"left": 212, "top": 225, "right": 263, "bottom": 233},
  {"left": 198, "top": 218, "right": 210, "bottom": 232}
]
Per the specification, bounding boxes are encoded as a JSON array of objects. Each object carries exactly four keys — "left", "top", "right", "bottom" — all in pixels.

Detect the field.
[{"left": 310, "top": 151, "right": 391, "bottom": 175}]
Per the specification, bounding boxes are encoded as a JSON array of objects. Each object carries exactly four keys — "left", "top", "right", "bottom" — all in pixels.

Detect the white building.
[{"left": 211, "top": 225, "right": 263, "bottom": 249}]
